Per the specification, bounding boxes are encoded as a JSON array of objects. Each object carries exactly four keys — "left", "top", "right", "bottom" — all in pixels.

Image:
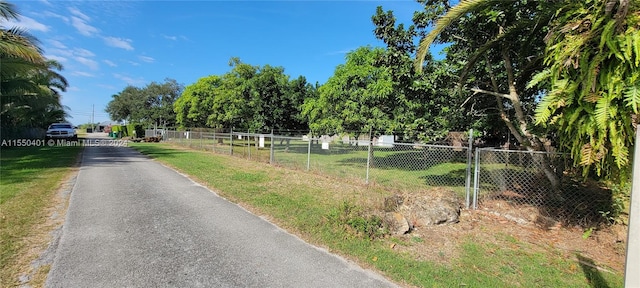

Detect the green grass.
[
  {"left": 0, "top": 145, "right": 82, "bottom": 287},
  {"left": 131, "top": 142, "right": 624, "bottom": 287},
  {"left": 168, "top": 137, "right": 471, "bottom": 197}
]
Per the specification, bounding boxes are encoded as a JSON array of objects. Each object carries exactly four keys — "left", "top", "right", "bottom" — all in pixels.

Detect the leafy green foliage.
[
  {"left": 302, "top": 46, "right": 396, "bottom": 136},
  {"left": 371, "top": 6, "right": 470, "bottom": 141},
  {"left": 174, "top": 58, "right": 315, "bottom": 133},
  {"left": 1, "top": 2, "right": 69, "bottom": 138},
  {"left": 412, "top": 0, "right": 557, "bottom": 149},
  {"left": 106, "top": 78, "right": 183, "bottom": 127},
  {"left": 532, "top": 0, "right": 640, "bottom": 180}
]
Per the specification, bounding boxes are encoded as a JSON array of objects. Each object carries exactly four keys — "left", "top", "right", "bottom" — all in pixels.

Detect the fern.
[
  {"left": 594, "top": 95, "right": 611, "bottom": 130},
  {"left": 624, "top": 83, "right": 640, "bottom": 113}
]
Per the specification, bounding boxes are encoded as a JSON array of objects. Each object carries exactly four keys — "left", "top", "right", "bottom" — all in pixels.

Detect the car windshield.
[{"left": 50, "top": 124, "right": 72, "bottom": 129}]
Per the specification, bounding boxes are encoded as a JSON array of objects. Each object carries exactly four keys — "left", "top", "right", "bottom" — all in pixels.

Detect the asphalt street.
[{"left": 45, "top": 139, "right": 397, "bottom": 287}]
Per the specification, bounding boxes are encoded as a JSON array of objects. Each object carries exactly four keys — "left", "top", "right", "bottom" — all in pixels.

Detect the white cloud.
[
  {"left": 47, "top": 48, "right": 72, "bottom": 58},
  {"left": 74, "top": 48, "right": 95, "bottom": 58},
  {"left": 75, "top": 57, "right": 99, "bottom": 70},
  {"left": 98, "top": 84, "right": 117, "bottom": 90},
  {"left": 103, "top": 36, "right": 134, "bottom": 50},
  {"left": 49, "top": 40, "right": 67, "bottom": 49},
  {"left": 4, "top": 16, "right": 49, "bottom": 32},
  {"left": 326, "top": 48, "right": 355, "bottom": 56},
  {"left": 114, "top": 73, "right": 145, "bottom": 85},
  {"left": 71, "top": 71, "right": 95, "bottom": 77},
  {"left": 43, "top": 11, "right": 69, "bottom": 23},
  {"left": 68, "top": 7, "right": 90, "bottom": 22},
  {"left": 103, "top": 60, "right": 117, "bottom": 67},
  {"left": 163, "top": 35, "right": 177, "bottom": 41},
  {"left": 71, "top": 16, "right": 98, "bottom": 36},
  {"left": 39, "top": 0, "right": 53, "bottom": 6},
  {"left": 128, "top": 61, "right": 140, "bottom": 66},
  {"left": 139, "top": 56, "right": 155, "bottom": 63}
]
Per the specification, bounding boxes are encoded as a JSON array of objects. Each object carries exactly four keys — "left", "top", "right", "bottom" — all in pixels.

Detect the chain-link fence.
[
  {"left": 144, "top": 128, "right": 618, "bottom": 226},
  {"left": 473, "top": 148, "right": 615, "bottom": 225},
  {"left": 147, "top": 128, "right": 473, "bottom": 205}
]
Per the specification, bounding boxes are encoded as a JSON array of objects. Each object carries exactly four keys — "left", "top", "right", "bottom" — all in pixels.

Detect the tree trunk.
[{"left": 480, "top": 51, "right": 562, "bottom": 192}]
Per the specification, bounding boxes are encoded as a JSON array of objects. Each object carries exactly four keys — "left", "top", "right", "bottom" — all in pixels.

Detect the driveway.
[{"left": 45, "top": 144, "right": 397, "bottom": 287}]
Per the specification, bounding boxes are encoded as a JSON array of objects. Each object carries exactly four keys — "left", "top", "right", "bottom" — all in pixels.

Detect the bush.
[{"left": 328, "top": 201, "right": 388, "bottom": 240}]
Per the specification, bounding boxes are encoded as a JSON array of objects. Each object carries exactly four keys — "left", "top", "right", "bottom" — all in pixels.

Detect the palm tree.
[
  {"left": 1, "top": 1, "right": 68, "bottom": 138},
  {"left": 0, "top": 1, "right": 45, "bottom": 68}
]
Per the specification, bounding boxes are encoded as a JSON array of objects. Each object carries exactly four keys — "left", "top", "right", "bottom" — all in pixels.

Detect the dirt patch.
[{"left": 389, "top": 198, "right": 626, "bottom": 273}]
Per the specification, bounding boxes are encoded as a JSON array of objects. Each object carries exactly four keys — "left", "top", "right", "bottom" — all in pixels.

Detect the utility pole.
[{"left": 91, "top": 104, "right": 95, "bottom": 133}]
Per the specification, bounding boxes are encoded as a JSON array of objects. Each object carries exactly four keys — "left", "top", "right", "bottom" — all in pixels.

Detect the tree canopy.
[
  {"left": 1, "top": 0, "right": 69, "bottom": 138},
  {"left": 106, "top": 78, "right": 182, "bottom": 127},
  {"left": 302, "top": 46, "right": 396, "bottom": 136},
  {"left": 174, "top": 58, "right": 315, "bottom": 133}
]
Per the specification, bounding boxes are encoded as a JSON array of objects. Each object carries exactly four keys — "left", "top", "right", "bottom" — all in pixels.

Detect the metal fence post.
[
  {"left": 307, "top": 135, "right": 311, "bottom": 171},
  {"left": 212, "top": 132, "right": 216, "bottom": 153},
  {"left": 229, "top": 129, "right": 233, "bottom": 155},
  {"left": 365, "top": 128, "right": 372, "bottom": 185},
  {"left": 465, "top": 129, "right": 473, "bottom": 209},
  {"left": 270, "top": 130, "right": 274, "bottom": 165},
  {"left": 473, "top": 148, "right": 481, "bottom": 209}
]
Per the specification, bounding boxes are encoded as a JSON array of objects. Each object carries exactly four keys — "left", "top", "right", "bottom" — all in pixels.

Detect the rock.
[
  {"left": 399, "top": 191, "right": 461, "bottom": 227},
  {"left": 384, "top": 212, "right": 411, "bottom": 235}
]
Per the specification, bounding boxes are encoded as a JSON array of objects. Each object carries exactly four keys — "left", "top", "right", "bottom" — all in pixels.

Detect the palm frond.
[
  {"left": 414, "top": 0, "right": 495, "bottom": 72},
  {"left": 0, "top": 1, "right": 19, "bottom": 21}
]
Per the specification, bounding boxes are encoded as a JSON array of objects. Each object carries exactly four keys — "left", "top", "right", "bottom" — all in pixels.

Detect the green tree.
[
  {"left": 144, "top": 79, "right": 183, "bottom": 127},
  {"left": 106, "top": 79, "right": 182, "bottom": 127},
  {"left": 0, "top": 1, "right": 44, "bottom": 66},
  {"left": 413, "top": 0, "right": 561, "bottom": 187},
  {"left": 1, "top": 1, "right": 68, "bottom": 138},
  {"left": 106, "top": 86, "right": 144, "bottom": 123},
  {"left": 174, "top": 75, "right": 222, "bottom": 128},
  {"left": 175, "top": 58, "right": 314, "bottom": 134},
  {"left": 532, "top": 0, "right": 640, "bottom": 180},
  {"left": 301, "top": 46, "right": 395, "bottom": 137},
  {"left": 1, "top": 60, "right": 68, "bottom": 130},
  {"left": 372, "top": 6, "right": 470, "bottom": 142}
]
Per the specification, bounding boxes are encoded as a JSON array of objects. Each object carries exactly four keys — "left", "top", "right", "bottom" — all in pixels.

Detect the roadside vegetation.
[
  {"left": 0, "top": 146, "right": 82, "bottom": 287},
  {"left": 131, "top": 142, "right": 624, "bottom": 287}
]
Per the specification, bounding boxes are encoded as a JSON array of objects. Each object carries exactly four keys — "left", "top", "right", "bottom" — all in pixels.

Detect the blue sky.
[{"left": 7, "top": 0, "right": 425, "bottom": 125}]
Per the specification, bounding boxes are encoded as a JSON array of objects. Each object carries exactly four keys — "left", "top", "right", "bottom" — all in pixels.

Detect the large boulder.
[
  {"left": 384, "top": 189, "right": 461, "bottom": 232},
  {"left": 384, "top": 212, "right": 411, "bottom": 235}
]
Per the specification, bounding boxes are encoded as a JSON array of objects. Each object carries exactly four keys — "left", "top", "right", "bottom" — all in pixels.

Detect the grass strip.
[
  {"left": 0, "top": 145, "right": 82, "bottom": 287},
  {"left": 131, "top": 143, "right": 624, "bottom": 287}
]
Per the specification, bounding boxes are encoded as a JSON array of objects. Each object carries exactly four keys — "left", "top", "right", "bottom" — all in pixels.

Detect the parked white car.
[{"left": 46, "top": 123, "right": 78, "bottom": 141}]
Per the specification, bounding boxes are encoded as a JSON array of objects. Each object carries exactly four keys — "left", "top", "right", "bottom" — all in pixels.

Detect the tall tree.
[
  {"left": 106, "top": 79, "right": 182, "bottom": 126},
  {"left": 413, "top": 0, "right": 561, "bottom": 187},
  {"left": 372, "top": 6, "right": 470, "bottom": 141},
  {"left": 1, "top": 1, "right": 68, "bottom": 138},
  {"left": 174, "top": 58, "right": 314, "bottom": 134},
  {"left": 174, "top": 75, "right": 221, "bottom": 128},
  {"left": 301, "top": 46, "right": 395, "bottom": 136},
  {"left": 532, "top": 0, "right": 640, "bottom": 180}
]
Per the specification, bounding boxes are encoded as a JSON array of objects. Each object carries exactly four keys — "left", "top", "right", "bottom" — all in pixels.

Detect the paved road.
[{"left": 46, "top": 142, "right": 397, "bottom": 287}]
